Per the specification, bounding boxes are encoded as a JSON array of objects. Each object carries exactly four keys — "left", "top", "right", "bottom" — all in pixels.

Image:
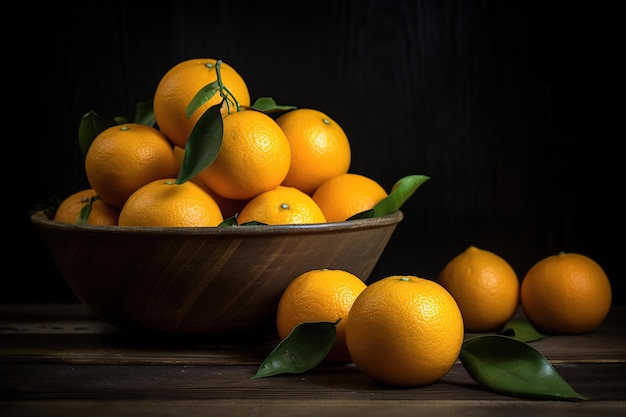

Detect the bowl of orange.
[
  {"left": 30, "top": 208, "right": 403, "bottom": 344},
  {"left": 33, "top": 58, "right": 428, "bottom": 345}
]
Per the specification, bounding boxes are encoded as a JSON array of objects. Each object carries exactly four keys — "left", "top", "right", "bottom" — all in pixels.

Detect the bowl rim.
[{"left": 30, "top": 209, "right": 403, "bottom": 237}]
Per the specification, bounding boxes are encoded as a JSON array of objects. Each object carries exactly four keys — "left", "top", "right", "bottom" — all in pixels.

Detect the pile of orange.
[
  {"left": 435, "top": 246, "right": 612, "bottom": 336},
  {"left": 274, "top": 249, "right": 612, "bottom": 387},
  {"left": 51, "top": 57, "right": 614, "bottom": 390},
  {"left": 54, "top": 57, "right": 390, "bottom": 228},
  {"left": 276, "top": 269, "right": 464, "bottom": 386}
]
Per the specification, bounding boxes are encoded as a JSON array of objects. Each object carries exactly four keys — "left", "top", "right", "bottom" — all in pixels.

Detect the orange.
[
  {"left": 276, "top": 269, "right": 367, "bottom": 364},
  {"left": 520, "top": 252, "right": 612, "bottom": 334},
  {"left": 312, "top": 173, "right": 388, "bottom": 222},
  {"left": 437, "top": 246, "right": 520, "bottom": 332},
  {"left": 237, "top": 186, "right": 326, "bottom": 225},
  {"left": 84, "top": 123, "right": 179, "bottom": 209},
  {"left": 196, "top": 110, "right": 291, "bottom": 201},
  {"left": 173, "top": 145, "right": 248, "bottom": 218},
  {"left": 153, "top": 58, "right": 250, "bottom": 148},
  {"left": 276, "top": 108, "right": 351, "bottom": 195},
  {"left": 173, "top": 144, "right": 186, "bottom": 167},
  {"left": 53, "top": 188, "right": 120, "bottom": 226},
  {"left": 208, "top": 194, "right": 249, "bottom": 220},
  {"left": 345, "top": 275, "right": 464, "bottom": 387},
  {"left": 118, "top": 178, "right": 223, "bottom": 227}
]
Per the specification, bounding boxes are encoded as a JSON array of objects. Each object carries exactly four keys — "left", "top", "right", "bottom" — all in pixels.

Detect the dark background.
[{"left": 18, "top": 1, "right": 622, "bottom": 305}]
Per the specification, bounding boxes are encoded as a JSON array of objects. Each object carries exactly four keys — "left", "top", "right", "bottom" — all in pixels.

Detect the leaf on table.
[
  {"left": 500, "top": 318, "right": 545, "bottom": 342},
  {"left": 251, "top": 320, "right": 338, "bottom": 379},
  {"left": 176, "top": 101, "right": 224, "bottom": 184},
  {"left": 348, "top": 174, "right": 430, "bottom": 219},
  {"left": 460, "top": 334, "right": 588, "bottom": 401}
]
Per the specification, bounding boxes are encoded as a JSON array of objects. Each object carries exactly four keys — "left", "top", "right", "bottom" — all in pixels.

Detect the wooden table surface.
[{"left": 1, "top": 304, "right": 625, "bottom": 417}]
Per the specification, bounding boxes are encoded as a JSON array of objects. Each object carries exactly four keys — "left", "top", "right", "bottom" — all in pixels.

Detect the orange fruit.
[
  {"left": 173, "top": 145, "right": 248, "bottom": 218},
  {"left": 118, "top": 178, "right": 223, "bottom": 227},
  {"left": 276, "top": 108, "right": 351, "bottom": 195},
  {"left": 437, "top": 246, "right": 520, "bottom": 332},
  {"left": 196, "top": 110, "right": 291, "bottom": 201},
  {"left": 237, "top": 186, "right": 326, "bottom": 225},
  {"left": 173, "top": 144, "right": 186, "bottom": 167},
  {"left": 345, "top": 275, "right": 464, "bottom": 387},
  {"left": 53, "top": 188, "right": 120, "bottom": 226},
  {"left": 520, "top": 252, "right": 612, "bottom": 334},
  {"left": 85, "top": 123, "right": 179, "bottom": 209},
  {"left": 276, "top": 269, "right": 367, "bottom": 364},
  {"left": 208, "top": 194, "right": 249, "bottom": 220},
  {"left": 153, "top": 58, "right": 250, "bottom": 148},
  {"left": 312, "top": 173, "right": 388, "bottom": 222}
]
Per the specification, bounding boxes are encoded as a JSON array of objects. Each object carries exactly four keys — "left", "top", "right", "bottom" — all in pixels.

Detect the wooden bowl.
[{"left": 31, "top": 209, "right": 403, "bottom": 344}]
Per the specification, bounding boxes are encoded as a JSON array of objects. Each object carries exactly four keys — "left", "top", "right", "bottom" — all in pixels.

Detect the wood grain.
[
  {"left": 1, "top": 304, "right": 625, "bottom": 416},
  {"left": 30, "top": 209, "right": 401, "bottom": 340}
]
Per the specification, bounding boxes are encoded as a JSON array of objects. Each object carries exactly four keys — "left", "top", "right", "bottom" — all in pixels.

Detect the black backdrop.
[{"left": 18, "top": 1, "right": 622, "bottom": 305}]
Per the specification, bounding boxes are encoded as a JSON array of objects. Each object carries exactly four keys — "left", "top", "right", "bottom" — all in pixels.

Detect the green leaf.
[
  {"left": 77, "top": 200, "right": 92, "bottom": 225},
  {"left": 29, "top": 195, "right": 62, "bottom": 215},
  {"left": 348, "top": 174, "right": 430, "bottom": 219},
  {"left": 176, "top": 102, "right": 224, "bottom": 184},
  {"left": 77, "top": 196, "right": 101, "bottom": 225},
  {"left": 186, "top": 80, "right": 220, "bottom": 118},
  {"left": 500, "top": 318, "right": 545, "bottom": 342},
  {"left": 460, "top": 335, "right": 588, "bottom": 401},
  {"left": 218, "top": 215, "right": 239, "bottom": 227},
  {"left": 217, "top": 214, "right": 267, "bottom": 227},
  {"left": 251, "top": 97, "right": 297, "bottom": 113},
  {"left": 78, "top": 111, "right": 112, "bottom": 159},
  {"left": 134, "top": 99, "right": 155, "bottom": 126},
  {"left": 251, "top": 320, "right": 339, "bottom": 379}
]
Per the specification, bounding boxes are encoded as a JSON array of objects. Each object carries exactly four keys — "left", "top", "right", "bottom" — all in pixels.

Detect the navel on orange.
[
  {"left": 54, "top": 188, "right": 120, "bottom": 226},
  {"left": 237, "top": 186, "right": 326, "bottom": 225},
  {"left": 276, "top": 269, "right": 367, "bottom": 364},
  {"left": 153, "top": 58, "right": 250, "bottom": 148},
  {"left": 84, "top": 123, "right": 179, "bottom": 209},
  {"left": 118, "top": 179, "right": 223, "bottom": 227},
  {"left": 312, "top": 173, "right": 388, "bottom": 222},
  {"left": 276, "top": 108, "right": 351, "bottom": 195},
  {"left": 345, "top": 275, "right": 464, "bottom": 387},
  {"left": 520, "top": 252, "right": 612, "bottom": 334},
  {"left": 437, "top": 246, "right": 520, "bottom": 332},
  {"left": 196, "top": 110, "right": 291, "bottom": 201}
]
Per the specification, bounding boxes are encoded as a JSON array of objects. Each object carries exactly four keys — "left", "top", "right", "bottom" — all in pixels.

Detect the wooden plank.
[
  {"left": 1, "top": 399, "right": 625, "bottom": 417},
  {"left": 2, "top": 362, "right": 625, "bottom": 402},
  {"left": 1, "top": 304, "right": 625, "bottom": 416},
  {"left": 1, "top": 305, "right": 624, "bottom": 364}
]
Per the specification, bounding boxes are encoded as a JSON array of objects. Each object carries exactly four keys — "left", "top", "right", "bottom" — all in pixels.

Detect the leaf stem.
[{"left": 215, "top": 60, "right": 240, "bottom": 113}]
